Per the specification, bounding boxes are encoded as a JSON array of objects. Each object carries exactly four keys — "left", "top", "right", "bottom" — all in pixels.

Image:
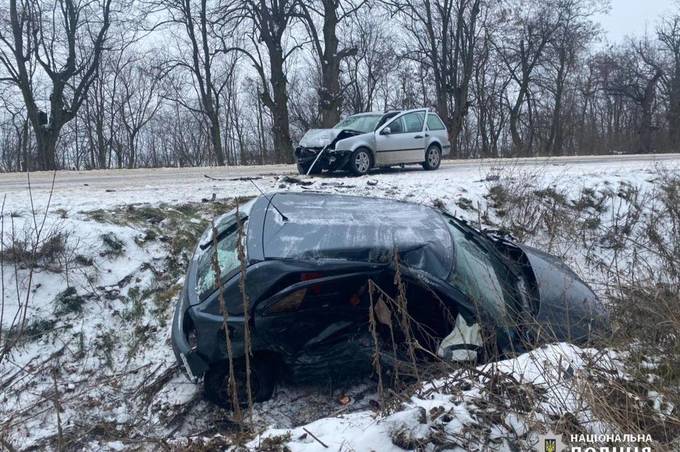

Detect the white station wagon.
[{"left": 294, "top": 108, "right": 451, "bottom": 176}]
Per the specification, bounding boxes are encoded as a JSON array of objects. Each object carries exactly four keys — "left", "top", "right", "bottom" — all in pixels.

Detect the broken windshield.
[
  {"left": 195, "top": 218, "right": 248, "bottom": 301},
  {"left": 446, "top": 221, "right": 510, "bottom": 322},
  {"left": 334, "top": 114, "right": 382, "bottom": 133}
]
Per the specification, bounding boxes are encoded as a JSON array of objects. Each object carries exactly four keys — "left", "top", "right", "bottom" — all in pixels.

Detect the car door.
[
  {"left": 375, "top": 110, "right": 427, "bottom": 165},
  {"left": 254, "top": 273, "right": 373, "bottom": 382}
]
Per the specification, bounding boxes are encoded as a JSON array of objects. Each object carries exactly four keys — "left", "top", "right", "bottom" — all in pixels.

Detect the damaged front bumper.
[
  {"left": 171, "top": 290, "right": 209, "bottom": 381},
  {"left": 294, "top": 146, "right": 352, "bottom": 171},
  {"left": 172, "top": 287, "right": 252, "bottom": 381}
]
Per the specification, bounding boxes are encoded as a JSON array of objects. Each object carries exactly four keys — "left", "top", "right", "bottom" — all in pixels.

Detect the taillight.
[{"left": 301, "top": 272, "right": 324, "bottom": 295}]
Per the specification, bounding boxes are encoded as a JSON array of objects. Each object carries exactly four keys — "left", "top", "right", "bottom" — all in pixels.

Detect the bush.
[
  {"left": 100, "top": 232, "right": 125, "bottom": 257},
  {"left": 54, "top": 287, "right": 86, "bottom": 315},
  {"left": 3, "top": 229, "right": 70, "bottom": 271}
]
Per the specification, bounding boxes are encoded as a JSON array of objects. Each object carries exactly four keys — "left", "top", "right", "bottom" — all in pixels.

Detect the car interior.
[{"left": 260, "top": 270, "right": 459, "bottom": 358}]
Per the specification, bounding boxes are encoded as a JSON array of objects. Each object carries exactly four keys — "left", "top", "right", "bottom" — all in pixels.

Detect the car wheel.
[
  {"left": 204, "top": 358, "right": 276, "bottom": 409},
  {"left": 422, "top": 145, "right": 441, "bottom": 170},
  {"left": 348, "top": 148, "right": 372, "bottom": 176},
  {"left": 297, "top": 162, "right": 322, "bottom": 175}
]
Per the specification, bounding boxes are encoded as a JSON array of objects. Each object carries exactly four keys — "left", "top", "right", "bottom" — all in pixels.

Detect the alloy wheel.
[
  {"left": 355, "top": 151, "right": 370, "bottom": 173},
  {"left": 427, "top": 147, "right": 440, "bottom": 167}
]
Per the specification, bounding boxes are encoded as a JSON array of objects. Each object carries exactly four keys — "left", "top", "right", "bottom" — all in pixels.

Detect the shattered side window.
[
  {"left": 447, "top": 222, "right": 507, "bottom": 319},
  {"left": 196, "top": 219, "right": 248, "bottom": 300},
  {"left": 376, "top": 112, "right": 399, "bottom": 129},
  {"left": 387, "top": 116, "right": 405, "bottom": 133}
]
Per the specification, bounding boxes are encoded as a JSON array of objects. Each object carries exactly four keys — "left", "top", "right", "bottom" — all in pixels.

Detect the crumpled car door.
[{"left": 255, "top": 274, "right": 374, "bottom": 382}]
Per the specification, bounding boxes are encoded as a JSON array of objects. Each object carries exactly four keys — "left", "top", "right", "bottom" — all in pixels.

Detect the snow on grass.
[
  {"left": 248, "top": 343, "right": 615, "bottom": 452},
  {"left": 1, "top": 157, "right": 679, "bottom": 450}
]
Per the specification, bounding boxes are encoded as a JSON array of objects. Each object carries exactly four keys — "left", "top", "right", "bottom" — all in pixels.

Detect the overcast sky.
[{"left": 597, "top": 0, "right": 676, "bottom": 44}]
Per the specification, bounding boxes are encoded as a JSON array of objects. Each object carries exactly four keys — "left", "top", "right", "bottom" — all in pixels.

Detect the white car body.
[
  {"left": 294, "top": 109, "right": 451, "bottom": 175},
  {"left": 334, "top": 108, "right": 451, "bottom": 167}
]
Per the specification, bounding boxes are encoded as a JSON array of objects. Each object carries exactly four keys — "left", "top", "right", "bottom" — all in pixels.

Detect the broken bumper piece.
[
  {"left": 294, "top": 147, "right": 352, "bottom": 170},
  {"left": 171, "top": 301, "right": 209, "bottom": 381}
]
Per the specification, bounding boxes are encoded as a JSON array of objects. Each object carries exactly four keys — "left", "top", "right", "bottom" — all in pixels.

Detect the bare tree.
[
  {"left": 0, "top": 0, "right": 678, "bottom": 170},
  {"left": 297, "top": 0, "right": 365, "bottom": 127},
  {"left": 0, "top": 90, "right": 30, "bottom": 170},
  {"left": 472, "top": 26, "right": 510, "bottom": 157},
  {"left": 81, "top": 49, "right": 128, "bottom": 169},
  {"left": 391, "top": 0, "right": 483, "bottom": 156},
  {"left": 541, "top": 0, "right": 602, "bottom": 156},
  {"left": 342, "top": 11, "right": 396, "bottom": 114},
  {"left": 221, "top": 0, "right": 299, "bottom": 163},
  {"left": 159, "top": 0, "right": 231, "bottom": 165},
  {"left": 0, "top": 0, "right": 114, "bottom": 170},
  {"left": 494, "top": 0, "right": 565, "bottom": 155},
  {"left": 116, "top": 54, "right": 163, "bottom": 168},
  {"left": 657, "top": 16, "right": 680, "bottom": 146},
  {"left": 604, "top": 40, "right": 663, "bottom": 153}
]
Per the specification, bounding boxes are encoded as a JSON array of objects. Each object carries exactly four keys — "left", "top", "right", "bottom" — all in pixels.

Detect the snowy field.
[{"left": 1, "top": 155, "right": 679, "bottom": 451}]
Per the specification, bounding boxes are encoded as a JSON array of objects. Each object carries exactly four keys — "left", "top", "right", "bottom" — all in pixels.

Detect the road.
[{"left": 1, "top": 153, "right": 679, "bottom": 195}]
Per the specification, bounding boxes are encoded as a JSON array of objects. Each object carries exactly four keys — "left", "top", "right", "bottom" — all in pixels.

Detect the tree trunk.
[
  {"left": 208, "top": 114, "right": 225, "bottom": 165},
  {"left": 548, "top": 53, "right": 567, "bottom": 156},
  {"left": 32, "top": 126, "right": 59, "bottom": 171},
  {"left": 509, "top": 95, "right": 525, "bottom": 155},
  {"left": 318, "top": 0, "right": 341, "bottom": 128},
  {"left": 667, "top": 63, "right": 680, "bottom": 146},
  {"left": 639, "top": 70, "right": 662, "bottom": 153},
  {"left": 268, "top": 51, "right": 292, "bottom": 163}
]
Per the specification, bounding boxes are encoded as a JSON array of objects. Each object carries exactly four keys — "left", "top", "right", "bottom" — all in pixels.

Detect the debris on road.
[{"left": 279, "top": 175, "right": 314, "bottom": 186}]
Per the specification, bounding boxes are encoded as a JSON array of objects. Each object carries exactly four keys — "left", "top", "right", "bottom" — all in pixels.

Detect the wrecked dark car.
[{"left": 171, "top": 193, "right": 607, "bottom": 407}]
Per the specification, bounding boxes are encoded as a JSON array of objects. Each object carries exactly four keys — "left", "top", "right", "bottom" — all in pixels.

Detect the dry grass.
[
  {"left": 481, "top": 164, "right": 680, "bottom": 450},
  {"left": 3, "top": 166, "right": 679, "bottom": 450}
]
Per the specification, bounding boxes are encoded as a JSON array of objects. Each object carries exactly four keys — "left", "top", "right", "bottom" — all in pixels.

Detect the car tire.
[
  {"left": 422, "top": 145, "right": 441, "bottom": 171},
  {"left": 348, "top": 148, "right": 372, "bottom": 176},
  {"left": 297, "top": 162, "right": 322, "bottom": 175},
  {"left": 204, "top": 357, "right": 276, "bottom": 409}
]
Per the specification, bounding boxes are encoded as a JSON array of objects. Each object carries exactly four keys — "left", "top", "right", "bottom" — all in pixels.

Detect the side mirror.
[{"left": 381, "top": 126, "right": 391, "bottom": 135}]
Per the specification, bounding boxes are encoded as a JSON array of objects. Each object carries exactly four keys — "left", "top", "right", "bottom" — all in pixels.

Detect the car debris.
[
  {"left": 279, "top": 175, "right": 314, "bottom": 186},
  {"left": 171, "top": 192, "right": 608, "bottom": 408}
]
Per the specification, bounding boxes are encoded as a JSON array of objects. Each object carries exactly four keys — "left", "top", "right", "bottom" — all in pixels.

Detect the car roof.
[
  {"left": 349, "top": 111, "right": 384, "bottom": 116},
  {"left": 257, "top": 192, "right": 453, "bottom": 279}
]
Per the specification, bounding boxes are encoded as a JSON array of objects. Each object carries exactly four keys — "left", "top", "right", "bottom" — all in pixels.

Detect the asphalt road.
[{"left": 1, "top": 153, "right": 679, "bottom": 194}]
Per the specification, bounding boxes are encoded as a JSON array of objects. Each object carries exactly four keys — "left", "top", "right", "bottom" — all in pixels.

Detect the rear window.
[{"left": 426, "top": 114, "right": 446, "bottom": 131}]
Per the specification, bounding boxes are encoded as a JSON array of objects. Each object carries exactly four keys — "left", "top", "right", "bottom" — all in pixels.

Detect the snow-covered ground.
[{"left": 1, "top": 156, "right": 678, "bottom": 451}]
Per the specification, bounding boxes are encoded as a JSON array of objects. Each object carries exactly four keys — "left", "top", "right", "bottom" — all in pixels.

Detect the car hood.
[
  {"left": 299, "top": 129, "right": 344, "bottom": 148},
  {"left": 519, "top": 245, "right": 608, "bottom": 342}
]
